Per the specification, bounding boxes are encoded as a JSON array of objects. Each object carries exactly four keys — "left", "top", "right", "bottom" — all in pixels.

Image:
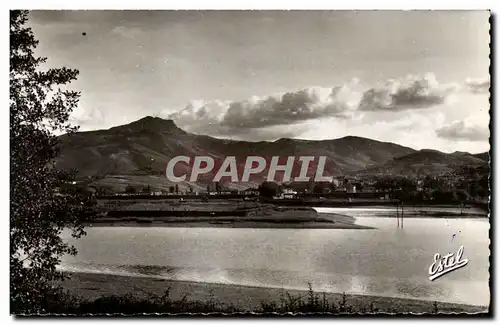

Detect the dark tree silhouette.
[
  {"left": 10, "top": 10, "right": 94, "bottom": 314},
  {"left": 125, "top": 185, "right": 136, "bottom": 194},
  {"left": 258, "top": 181, "right": 281, "bottom": 198}
]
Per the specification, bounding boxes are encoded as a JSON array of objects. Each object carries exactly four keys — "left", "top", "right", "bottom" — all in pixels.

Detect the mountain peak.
[
  {"left": 451, "top": 151, "right": 469, "bottom": 156},
  {"left": 418, "top": 149, "right": 443, "bottom": 154},
  {"left": 119, "top": 116, "right": 183, "bottom": 134},
  {"left": 275, "top": 137, "right": 295, "bottom": 143},
  {"left": 137, "top": 116, "right": 175, "bottom": 125}
]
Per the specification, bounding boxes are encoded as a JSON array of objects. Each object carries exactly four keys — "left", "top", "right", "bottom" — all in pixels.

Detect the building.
[
  {"left": 362, "top": 186, "right": 376, "bottom": 193},
  {"left": 242, "top": 188, "right": 259, "bottom": 196},
  {"left": 282, "top": 188, "right": 298, "bottom": 199},
  {"left": 333, "top": 177, "right": 345, "bottom": 188}
]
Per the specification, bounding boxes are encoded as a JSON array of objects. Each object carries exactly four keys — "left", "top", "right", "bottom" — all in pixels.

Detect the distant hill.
[
  {"left": 357, "top": 149, "right": 487, "bottom": 177},
  {"left": 55, "top": 116, "right": 417, "bottom": 191},
  {"left": 473, "top": 151, "right": 490, "bottom": 162},
  {"left": 55, "top": 116, "right": 489, "bottom": 191}
]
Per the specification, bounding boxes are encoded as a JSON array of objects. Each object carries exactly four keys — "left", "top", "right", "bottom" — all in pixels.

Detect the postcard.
[{"left": 10, "top": 9, "right": 491, "bottom": 316}]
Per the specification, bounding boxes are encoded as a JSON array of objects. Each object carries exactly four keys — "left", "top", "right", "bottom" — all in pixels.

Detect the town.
[{"left": 60, "top": 162, "right": 489, "bottom": 208}]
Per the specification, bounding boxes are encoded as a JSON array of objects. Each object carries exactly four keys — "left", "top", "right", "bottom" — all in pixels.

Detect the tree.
[
  {"left": 125, "top": 185, "right": 136, "bottom": 194},
  {"left": 168, "top": 186, "right": 175, "bottom": 194},
  {"left": 141, "top": 185, "right": 151, "bottom": 194},
  {"left": 95, "top": 186, "right": 113, "bottom": 196},
  {"left": 432, "top": 189, "right": 457, "bottom": 203},
  {"left": 10, "top": 10, "right": 94, "bottom": 314},
  {"left": 353, "top": 182, "right": 363, "bottom": 192},
  {"left": 259, "top": 181, "right": 281, "bottom": 198},
  {"left": 175, "top": 184, "right": 179, "bottom": 195},
  {"left": 313, "top": 182, "right": 328, "bottom": 194}
]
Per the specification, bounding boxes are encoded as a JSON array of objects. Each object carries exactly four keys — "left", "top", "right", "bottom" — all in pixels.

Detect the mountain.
[
  {"left": 56, "top": 116, "right": 416, "bottom": 191},
  {"left": 473, "top": 151, "right": 490, "bottom": 162},
  {"left": 56, "top": 116, "right": 488, "bottom": 191},
  {"left": 357, "top": 149, "right": 487, "bottom": 177}
]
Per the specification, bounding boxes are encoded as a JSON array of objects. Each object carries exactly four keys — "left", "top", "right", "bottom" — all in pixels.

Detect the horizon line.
[{"left": 64, "top": 115, "right": 490, "bottom": 155}]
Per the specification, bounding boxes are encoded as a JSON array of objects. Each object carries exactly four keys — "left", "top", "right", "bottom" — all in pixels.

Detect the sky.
[{"left": 28, "top": 10, "right": 491, "bottom": 153}]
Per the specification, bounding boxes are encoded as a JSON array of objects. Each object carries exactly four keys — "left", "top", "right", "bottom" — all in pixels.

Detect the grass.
[{"left": 33, "top": 282, "right": 464, "bottom": 315}]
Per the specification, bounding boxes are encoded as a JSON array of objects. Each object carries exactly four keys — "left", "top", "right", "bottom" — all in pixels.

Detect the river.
[{"left": 59, "top": 207, "right": 490, "bottom": 306}]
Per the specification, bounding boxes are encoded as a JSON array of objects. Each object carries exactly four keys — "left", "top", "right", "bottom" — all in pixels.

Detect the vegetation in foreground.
[
  {"left": 10, "top": 10, "right": 95, "bottom": 314},
  {"left": 27, "top": 283, "right": 485, "bottom": 316}
]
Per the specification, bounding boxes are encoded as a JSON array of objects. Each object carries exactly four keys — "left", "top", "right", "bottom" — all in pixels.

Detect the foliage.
[
  {"left": 39, "top": 284, "right": 446, "bottom": 315},
  {"left": 125, "top": 185, "right": 137, "bottom": 194},
  {"left": 258, "top": 181, "right": 281, "bottom": 198},
  {"left": 313, "top": 182, "right": 330, "bottom": 194},
  {"left": 373, "top": 173, "right": 489, "bottom": 203},
  {"left": 10, "top": 10, "right": 94, "bottom": 314}
]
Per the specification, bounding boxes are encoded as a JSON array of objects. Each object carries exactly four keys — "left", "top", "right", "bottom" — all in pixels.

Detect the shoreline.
[
  {"left": 86, "top": 202, "right": 487, "bottom": 228},
  {"left": 58, "top": 272, "right": 488, "bottom": 314},
  {"left": 84, "top": 212, "right": 373, "bottom": 229},
  {"left": 87, "top": 209, "right": 376, "bottom": 229},
  {"left": 83, "top": 221, "right": 375, "bottom": 229},
  {"left": 84, "top": 211, "right": 487, "bottom": 228}
]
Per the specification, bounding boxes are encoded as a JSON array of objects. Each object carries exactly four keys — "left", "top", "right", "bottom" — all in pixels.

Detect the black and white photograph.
[{"left": 10, "top": 9, "right": 491, "bottom": 316}]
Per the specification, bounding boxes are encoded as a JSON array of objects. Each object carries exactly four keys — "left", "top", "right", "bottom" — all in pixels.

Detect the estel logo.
[{"left": 428, "top": 245, "right": 469, "bottom": 281}]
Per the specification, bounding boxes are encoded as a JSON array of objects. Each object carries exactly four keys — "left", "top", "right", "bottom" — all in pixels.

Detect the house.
[
  {"left": 335, "top": 177, "right": 345, "bottom": 188},
  {"left": 362, "top": 186, "right": 376, "bottom": 193},
  {"left": 416, "top": 180, "right": 424, "bottom": 192},
  {"left": 282, "top": 188, "right": 297, "bottom": 199},
  {"left": 242, "top": 188, "right": 259, "bottom": 196}
]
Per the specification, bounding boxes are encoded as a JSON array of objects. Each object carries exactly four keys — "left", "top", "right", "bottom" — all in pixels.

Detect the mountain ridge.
[{"left": 55, "top": 116, "right": 489, "bottom": 191}]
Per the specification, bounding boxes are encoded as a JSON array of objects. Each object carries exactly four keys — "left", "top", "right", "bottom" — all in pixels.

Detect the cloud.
[
  {"left": 221, "top": 83, "right": 362, "bottom": 129},
  {"left": 359, "top": 73, "right": 457, "bottom": 111},
  {"left": 465, "top": 77, "right": 490, "bottom": 94},
  {"left": 167, "top": 79, "right": 363, "bottom": 137},
  {"left": 435, "top": 115, "right": 489, "bottom": 142},
  {"left": 165, "top": 73, "right": 475, "bottom": 142},
  {"left": 212, "top": 123, "right": 311, "bottom": 141},
  {"left": 69, "top": 105, "right": 105, "bottom": 130}
]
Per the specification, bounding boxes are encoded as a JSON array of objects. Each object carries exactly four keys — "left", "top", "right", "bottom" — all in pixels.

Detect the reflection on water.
[{"left": 60, "top": 208, "right": 490, "bottom": 306}]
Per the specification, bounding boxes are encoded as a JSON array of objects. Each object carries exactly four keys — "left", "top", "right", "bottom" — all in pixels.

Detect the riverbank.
[
  {"left": 84, "top": 220, "right": 374, "bottom": 229},
  {"left": 313, "top": 205, "right": 488, "bottom": 219},
  {"left": 88, "top": 203, "right": 375, "bottom": 229},
  {"left": 58, "top": 272, "right": 488, "bottom": 314}
]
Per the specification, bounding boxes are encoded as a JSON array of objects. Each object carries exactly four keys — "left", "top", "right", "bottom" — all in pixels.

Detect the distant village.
[{"left": 58, "top": 163, "right": 489, "bottom": 205}]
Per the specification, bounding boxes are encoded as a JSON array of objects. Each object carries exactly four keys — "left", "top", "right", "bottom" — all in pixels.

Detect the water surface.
[{"left": 60, "top": 207, "right": 490, "bottom": 306}]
